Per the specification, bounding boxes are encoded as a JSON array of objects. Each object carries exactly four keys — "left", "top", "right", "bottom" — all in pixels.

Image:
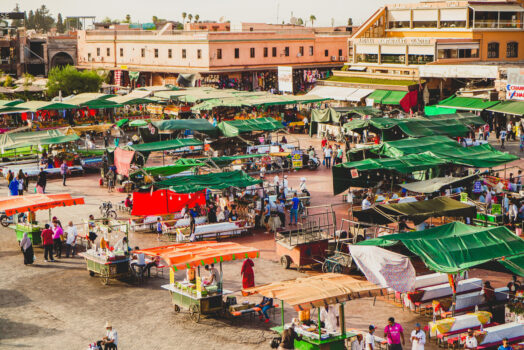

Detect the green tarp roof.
[
  {"left": 0, "top": 129, "right": 79, "bottom": 151},
  {"left": 116, "top": 119, "right": 129, "bottom": 128},
  {"left": 423, "top": 113, "right": 486, "bottom": 128},
  {"left": 131, "top": 164, "right": 199, "bottom": 177},
  {"left": 431, "top": 143, "right": 518, "bottom": 168},
  {"left": 437, "top": 96, "right": 500, "bottom": 111},
  {"left": 486, "top": 100, "right": 524, "bottom": 116},
  {"left": 129, "top": 120, "right": 149, "bottom": 127},
  {"left": 155, "top": 170, "right": 262, "bottom": 193},
  {"left": 128, "top": 138, "right": 203, "bottom": 153},
  {"left": 424, "top": 105, "right": 456, "bottom": 116},
  {"left": 218, "top": 117, "right": 284, "bottom": 137},
  {"left": 399, "top": 173, "right": 481, "bottom": 194},
  {"left": 353, "top": 196, "right": 476, "bottom": 225},
  {"left": 499, "top": 254, "right": 524, "bottom": 277},
  {"left": 14, "top": 101, "right": 78, "bottom": 111},
  {"left": 377, "top": 136, "right": 458, "bottom": 158},
  {"left": 368, "top": 90, "right": 407, "bottom": 105},
  {"left": 175, "top": 154, "right": 265, "bottom": 168},
  {"left": 0, "top": 99, "right": 23, "bottom": 107},
  {"left": 152, "top": 119, "right": 217, "bottom": 133},
  {"left": 358, "top": 221, "right": 524, "bottom": 274}
]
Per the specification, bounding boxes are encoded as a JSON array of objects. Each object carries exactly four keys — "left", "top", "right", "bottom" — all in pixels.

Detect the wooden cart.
[{"left": 79, "top": 253, "right": 131, "bottom": 285}]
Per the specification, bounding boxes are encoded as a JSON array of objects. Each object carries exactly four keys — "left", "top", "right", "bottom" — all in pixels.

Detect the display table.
[
  {"left": 79, "top": 252, "right": 130, "bottom": 285},
  {"left": 459, "top": 323, "right": 524, "bottom": 347},
  {"left": 271, "top": 324, "right": 356, "bottom": 350},
  {"left": 13, "top": 223, "right": 41, "bottom": 245},
  {"left": 429, "top": 311, "right": 492, "bottom": 337},
  {"left": 414, "top": 273, "right": 448, "bottom": 290},
  {"left": 419, "top": 278, "right": 482, "bottom": 302}
]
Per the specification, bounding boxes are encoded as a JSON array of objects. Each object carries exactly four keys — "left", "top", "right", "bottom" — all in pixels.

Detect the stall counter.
[
  {"left": 13, "top": 223, "right": 42, "bottom": 245},
  {"left": 271, "top": 325, "right": 355, "bottom": 350}
]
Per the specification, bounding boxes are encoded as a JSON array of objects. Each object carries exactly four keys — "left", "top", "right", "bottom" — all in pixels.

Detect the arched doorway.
[{"left": 50, "top": 52, "right": 74, "bottom": 69}]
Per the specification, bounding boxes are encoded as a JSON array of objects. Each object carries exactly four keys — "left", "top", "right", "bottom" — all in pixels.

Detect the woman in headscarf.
[
  {"left": 20, "top": 232, "right": 34, "bottom": 265},
  {"left": 241, "top": 258, "right": 255, "bottom": 289}
]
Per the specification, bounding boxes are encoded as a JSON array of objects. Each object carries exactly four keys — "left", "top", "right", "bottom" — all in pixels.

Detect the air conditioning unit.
[
  {"left": 331, "top": 56, "right": 337, "bottom": 61},
  {"left": 339, "top": 56, "right": 346, "bottom": 61}
]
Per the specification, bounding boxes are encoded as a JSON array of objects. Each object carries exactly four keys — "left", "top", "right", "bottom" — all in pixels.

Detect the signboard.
[
  {"left": 291, "top": 150, "right": 303, "bottom": 169},
  {"left": 473, "top": 181, "right": 482, "bottom": 193},
  {"left": 0, "top": 12, "right": 25, "bottom": 20},
  {"left": 278, "top": 66, "right": 293, "bottom": 93},
  {"left": 350, "top": 169, "right": 359, "bottom": 178},
  {"left": 196, "top": 276, "right": 203, "bottom": 297},
  {"left": 506, "top": 84, "right": 524, "bottom": 101},
  {"left": 508, "top": 68, "right": 524, "bottom": 85},
  {"left": 460, "top": 192, "right": 468, "bottom": 203},
  {"left": 492, "top": 204, "right": 502, "bottom": 215}
]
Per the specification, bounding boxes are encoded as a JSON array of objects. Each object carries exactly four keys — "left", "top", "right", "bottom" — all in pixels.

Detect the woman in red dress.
[{"left": 241, "top": 258, "right": 255, "bottom": 289}]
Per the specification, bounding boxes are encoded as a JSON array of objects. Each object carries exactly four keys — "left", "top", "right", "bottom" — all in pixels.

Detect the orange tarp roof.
[
  {"left": 136, "top": 241, "right": 260, "bottom": 271},
  {"left": 0, "top": 193, "right": 85, "bottom": 216},
  {"left": 244, "top": 273, "right": 387, "bottom": 311}
]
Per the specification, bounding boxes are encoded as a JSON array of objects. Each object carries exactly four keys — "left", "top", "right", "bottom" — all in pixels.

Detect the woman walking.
[{"left": 20, "top": 232, "right": 34, "bottom": 265}]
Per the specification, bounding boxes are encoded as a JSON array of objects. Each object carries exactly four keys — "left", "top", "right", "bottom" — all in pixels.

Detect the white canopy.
[{"left": 307, "top": 86, "right": 374, "bottom": 102}]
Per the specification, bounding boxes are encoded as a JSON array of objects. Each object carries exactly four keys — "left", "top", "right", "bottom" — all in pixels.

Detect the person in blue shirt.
[
  {"left": 8, "top": 177, "right": 19, "bottom": 196},
  {"left": 498, "top": 338, "right": 512, "bottom": 350},
  {"left": 156, "top": 217, "right": 163, "bottom": 240},
  {"left": 290, "top": 193, "right": 300, "bottom": 225},
  {"left": 256, "top": 296, "right": 273, "bottom": 323},
  {"left": 479, "top": 192, "right": 486, "bottom": 203}
]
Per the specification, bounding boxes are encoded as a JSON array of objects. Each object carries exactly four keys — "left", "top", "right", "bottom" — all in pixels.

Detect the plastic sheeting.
[{"left": 114, "top": 147, "right": 135, "bottom": 176}]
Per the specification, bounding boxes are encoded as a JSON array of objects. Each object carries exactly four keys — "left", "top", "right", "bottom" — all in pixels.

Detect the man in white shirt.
[
  {"left": 410, "top": 323, "right": 426, "bottom": 350},
  {"left": 97, "top": 321, "right": 118, "bottom": 350},
  {"left": 65, "top": 221, "right": 77, "bottom": 258},
  {"left": 464, "top": 329, "right": 478, "bottom": 350},
  {"left": 362, "top": 196, "right": 372, "bottom": 210},
  {"left": 366, "top": 325, "right": 376, "bottom": 350},
  {"left": 351, "top": 334, "right": 365, "bottom": 350},
  {"left": 320, "top": 305, "right": 339, "bottom": 333}
]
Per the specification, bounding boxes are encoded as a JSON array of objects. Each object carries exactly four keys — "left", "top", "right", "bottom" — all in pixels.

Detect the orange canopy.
[
  {"left": 0, "top": 193, "right": 85, "bottom": 216},
  {"left": 136, "top": 241, "right": 260, "bottom": 271}
]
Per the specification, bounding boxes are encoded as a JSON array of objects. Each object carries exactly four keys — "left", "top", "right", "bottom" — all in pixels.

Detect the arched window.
[
  {"left": 507, "top": 42, "right": 518, "bottom": 58},
  {"left": 487, "top": 42, "right": 499, "bottom": 59}
]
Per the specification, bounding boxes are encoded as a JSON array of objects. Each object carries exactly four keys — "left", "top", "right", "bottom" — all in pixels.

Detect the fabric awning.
[
  {"left": 13, "top": 101, "right": 79, "bottom": 112},
  {"left": 131, "top": 164, "right": 200, "bottom": 178},
  {"left": 358, "top": 221, "right": 524, "bottom": 274},
  {"left": 136, "top": 241, "right": 260, "bottom": 271},
  {"left": 152, "top": 119, "right": 217, "bottom": 136},
  {"left": 218, "top": 117, "right": 284, "bottom": 137},
  {"left": 424, "top": 105, "right": 457, "bottom": 116},
  {"left": 0, "top": 193, "right": 85, "bottom": 216},
  {"left": 486, "top": 100, "right": 524, "bottom": 116},
  {"left": 306, "top": 86, "right": 373, "bottom": 102},
  {"left": 399, "top": 173, "right": 481, "bottom": 194},
  {"left": 469, "top": 4, "right": 524, "bottom": 12},
  {"left": 499, "top": 254, "right": 524, "bottom": 277},
  {"left": 175, "top": 154, "right": 264, "bottom": 168},
  {"left": 244, "top": 273, "right": 387, "bottom": 311},
  {"left": 423, "top": 113, "right": 486, "bottom": 127},
  {"left": 353, "top": 197, "right": 477, "bottom": 225},
  {"left": 128, "top": 138, "right": 203, "bottom": 153},
  {"left": 437, "top": 96, "right": 500, "bottom": 111},
  {"left": 367, "top": 90, "right": 390, "bottom": 104},
  {"left": 155, "top": 170, "right": 262, "bottom": 193},
  {"left": 382, "top": 91, "right": 408, "bottom": 105}
]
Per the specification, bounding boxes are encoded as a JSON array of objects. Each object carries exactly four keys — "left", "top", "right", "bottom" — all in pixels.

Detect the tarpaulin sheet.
[
  {"left": 114, "top": 147, "right": 135, "bottom": 176},
  {"left": 425, "top": 105, "right": 457, "bottom": 116},
  {"left": 353, "top": 196, "right": 476, "bottom": 225},
  {"left": 244, "top": 273, "right": 387, "bottom": 311},
  {"left": 423, "top": 113, "right": 485, "bottom": 127},
  {"left": 344, "top": 118, "right": 469, "bottom": 138},
  {"left": 358, "top": 221, "right": 524, "bottom": 274},
  {"left": 218, "top": 117, "right": 284, "bottom": 137},
  {"left": 155, "top": 170, "right": 261, "bottom": 194},
  {"left": 487, "top": 100, "right": 524, "bottom": 116},
  {"left": 175, "top": 154, "right": 265, "bottom": 168},
  {"left": 152, "top": 119, "right": 218, "bottom": 136},
  {"left": 128, "top": 138, "right": 203, "bottom": 153},
  {"left": 133, "top": 164, "right": 199, "bottom": 177},
  {"left": 377, "top": 136, "right": 458, "bottom": 158},
  {"left": 0, "top": 193, "right": 84, "bottom": 216},
  {"left": 348, "top": 245, "right": 416, "bottom": 292},
  {"left": 499, "top": 254, "right": 524, "bottom": 277},
  {"left": 437, "top": 96, "right": 500, "bottom": 111},
  {"left": 399, "top": 174, "right": 480, "bottom": 194},
  {"left": 131, "top": 189, "right": 205, "bottom": 216},
  {"left": 136, "top": 241, "right": 260, "bottom": 270}
]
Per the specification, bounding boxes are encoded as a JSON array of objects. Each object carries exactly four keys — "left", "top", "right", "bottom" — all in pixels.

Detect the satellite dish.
[
  {"left": 290, "top": 17, "right": 298, "bottom": 25},
  {"left": 219, "top": 16, "right": 224, "bottom": 23}
]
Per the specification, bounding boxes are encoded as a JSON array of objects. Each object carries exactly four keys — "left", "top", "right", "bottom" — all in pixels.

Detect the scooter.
[
  {"left": 306, "top": 148, "right": 320, "bottom": 170},
  {"left": 1, "top": 212, "right": 27, "bottom": 227}
]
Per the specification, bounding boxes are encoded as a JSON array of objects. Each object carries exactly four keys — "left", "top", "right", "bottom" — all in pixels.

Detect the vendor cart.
[
  {"left": 244, "top": 273, "right": 387, "bottom": 350},
  {"left": 79, "top": 252, "right": 131, "bottom": 285},
  {"left": 137, "top": 241, "right": 260, "bottom": 323}
]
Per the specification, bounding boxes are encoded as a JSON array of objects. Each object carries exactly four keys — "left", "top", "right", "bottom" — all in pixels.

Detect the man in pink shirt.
[
  {"left": 52, "top": 221, "right": 64, "bottom": 259},
  {"left": 384, "top": 317, "right": 405, "bottom": 350}
]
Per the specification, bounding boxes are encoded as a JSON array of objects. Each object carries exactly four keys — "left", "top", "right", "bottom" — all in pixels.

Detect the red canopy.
[{"left": 0, "top": 193, "right": 85, "bottom": 216}]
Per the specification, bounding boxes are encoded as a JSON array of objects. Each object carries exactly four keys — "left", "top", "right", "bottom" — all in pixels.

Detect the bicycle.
[{"left": 99, "top": 201, "right": 117, "bottom": 219}]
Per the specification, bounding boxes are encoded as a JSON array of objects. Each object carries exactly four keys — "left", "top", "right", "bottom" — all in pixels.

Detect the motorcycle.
[
  {"left": 1, "top": 212, "right": 27, "bottom": 227},
  {"left": 305, "top": 147, "right": 320, "bottom": 170}
]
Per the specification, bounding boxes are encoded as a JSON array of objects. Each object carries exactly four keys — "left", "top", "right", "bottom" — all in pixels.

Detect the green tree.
[
  {"left": 56, "top": 13, "right": 64, "bottom": 33},
  {"left": 123, "top": 14, "right": 131, "bottom": 23},
  {"left": 11, "top": 4, "right": 23, "bottom": 28},
  {"left": 194, "top": 14, "right": 199, "bottom": 23},
  {"left": 182, "top": 12, "right": 187, "bottom": 23},
  {"left": 187, "top": 14, "right": 193, "bottom": 23},
  {"left": 297, "top": 18, "right": 304, "bottom": 25},
  {"left": 47, "top": 65, "right": 104, "bottom": 98},
  {"left": 101, "top": 17, "right": 112, "bottom": 24},
  {"left": 309, "top": 15, "right": 316, "bottom": 27},
  {"left": 152, "top": 16, "right": 158, "bottom": 24},
  {"left": 347, "top": 18, "right": 353, "bottom": 26},
  {"left": 65, "top": 17, "right": 82, "bottom": 30},
  {"left": 27, "top": 10, "right": 35, "bottom": 29},
  {"left": 34, "top": 5, "right": 55, "bottom": 32}
]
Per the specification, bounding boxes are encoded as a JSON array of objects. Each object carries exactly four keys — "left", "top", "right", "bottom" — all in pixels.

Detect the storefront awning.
[
  {"left": 13, "top": 101, "right": 79, "bottom": 112},
  {"left": 437, "top": 95, "right": 500, "bottom": 111},
  {"left": 0, "top": 193, "right": 85, "bottom": 216},
  {"left": 306, "top": 86, "right": 374, "bottom": 102},
  {"left": 486, "top": 100, "right": 524, "bottom": 116},
  {"left": 128, "top": 138, "right": 203, "bottom": 153},
  {"left": 218, "top": 117, "right": 284, "bottom": 137},
  {"left": 155, "top": 170, "right": 261, "bottom": 193},
  {"left": 469, "top": 4, "right": 524, "bottom": 12}
]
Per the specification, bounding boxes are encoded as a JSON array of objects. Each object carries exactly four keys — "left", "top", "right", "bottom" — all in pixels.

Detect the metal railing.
[{"left": 473, "top": 20, "right": 523, "bottom": 29}]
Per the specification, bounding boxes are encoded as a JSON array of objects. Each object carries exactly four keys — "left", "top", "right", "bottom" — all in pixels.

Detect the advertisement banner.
[
  {"left": 291, "top": 150, "right": 303, "bottom": 168},
  {"left": 506, "top": 84, "right": 524, "bottom": 100},
  {"left": 278, "top": 66, "right": 293, "bottom": 93}
]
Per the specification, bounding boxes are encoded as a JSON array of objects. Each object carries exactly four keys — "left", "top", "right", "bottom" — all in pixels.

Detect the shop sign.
[
  {"left": 291, "top": 150, "right": 303, "bottom": 168},
  {"left": 460, "top": 192, "right": 468, "bottom": 203},
  {"left": 473, "top": 181, "right": 482, "bottom": 193},
  {"left": 278, "top": 66, "right": 293, "bottom": 93},
  {"left": 506, "top": 84, "right": 524, "bottom": 100},
  {"left": 120, "top": 65, "right": 128, "bottom": 70},
  {"left": 492, "top": 204, "right": 502, "bottom": 215},
  {"left": 350, "top": 169, "right": 359, "bottom": 178}
]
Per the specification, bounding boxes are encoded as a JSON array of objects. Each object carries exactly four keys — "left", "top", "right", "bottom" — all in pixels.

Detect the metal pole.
[
  {"left": 340, "top": 303, "right": 346, "bottom": 337},
  {"left": 317, "top": 307, "right": 322, "bottom": 338},
  {"left": 281, "top": 300, "right": 285, "bottom": 328}
]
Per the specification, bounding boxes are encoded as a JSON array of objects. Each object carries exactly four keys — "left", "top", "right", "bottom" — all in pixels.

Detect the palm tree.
[
  {"left": 309, "top": 15, "right": 316, "bottom": 27},
  {"left": 347, "top": 18, "right": 353, "bottom": 26},
  {"left": 125, "top": 14, "right": 131, "bottom": 23},
  {"left": 188, "top": 14, "right": 193, "bottom": 23},
  {"left": 182, "top": 12, "right": 187, "bottom": 23},
  {"left": 195, "top": 14, "right": 200, "bottom": 23},
  {"left": 297, "top": 18, "right": 304, "bottom": 25}
]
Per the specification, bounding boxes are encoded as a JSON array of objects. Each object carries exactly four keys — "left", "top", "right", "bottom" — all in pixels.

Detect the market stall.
[
  {"left": 136, "top": 241, "right": 260, "bottom": 322},
  {"left": 244, "top": 273, "right": 387, "bottom": 350},
  {"left": 0, "top": 193, "right": 85, "bottom": 244}
]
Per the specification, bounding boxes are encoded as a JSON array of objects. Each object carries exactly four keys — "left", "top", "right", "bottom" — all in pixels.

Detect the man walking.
[
  {"left": 384, "top": 317, "right": 405, "bottom": 350},
  {"left": 36, "top": 168, "right": 47, "bottom": 193},
  {"left": 290, "top": 193, "right": 300, "bottom": 225},
  {"left": 410, "top": 323, "right": 425, "bottom": 350},
  {"left": 60, "top": 160, "right": 69, "bottom": 186},
  {"left": 41, "top": 224, "right": 55, "bottom": 262},
  {"left": 52, "top": 221, "right": 64, "bottom": 259},
  {"left": 65, "top": 221, "right": 77, "bottom": 258}
]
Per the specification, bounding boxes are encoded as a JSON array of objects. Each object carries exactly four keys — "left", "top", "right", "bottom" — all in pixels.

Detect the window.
[
  {"left": 250, "top": 48, "right": 255, "bottom": 58},
  {"left": 338, "top": 49, "right": 343, "bottom": 57},
  {"left": 119, "top": 48, "right": 123, "bottom": 57},
  {"left": 168, "top": 49, "right": 172, "bottom": 58},
  {"left": 141, "top": 48, "right": 145, "bottom": 58},
  {"left": 217, "top": 48, "right": 222, "bottom": 59},
  {"left": 507, "top": 42, "right": 518, "bottom": 58},
  {"left": 106, "top": 48, "right": 110, "bottom": 56},
  {"left": 487, "top": 42, "right": 499, "bottom": 59},
  {"left": 182, "top": 49, "right": 186, "bottom": 59},
  {"left": 88, "top": 53, "right": 92, "bottom": 61},
  {"left": 264, "top": 47, "right": 268, "bottom": 57},
  {"left": 272, "top": 47, "right": 277, "bottom": 57},
  {"left": 234, "top": 48, "right": 239, "bottom": 59},
  {"left": 154, "top": 49, "right": 158, "bottom": 58},
  {"left": 197, "top": 49, "right": 202, "bottom": 59},
  {"left": 309, "top": 46, "right": 314, "bottom": 56},
  {"left": 97, "top": 48, "right": 100, "bottom": 56},
  {"left": 324, "top": 49, "right": 329, "bottom": 57},
  {"left": 299, "top": 46, "right": 304, "bottom": 56},
  {"left": 284, "top": 47, "right": 289, "bottom": 57}
]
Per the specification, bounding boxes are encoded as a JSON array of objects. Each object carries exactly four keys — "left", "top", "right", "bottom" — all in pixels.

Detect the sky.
[{"left": 3, "top": 0, "right": 417, "bottom": 27}]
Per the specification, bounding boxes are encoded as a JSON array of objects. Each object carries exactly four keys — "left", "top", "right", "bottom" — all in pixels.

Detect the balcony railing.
[{"left": 473, "top": 20, "right": 523, "bottom": 29}]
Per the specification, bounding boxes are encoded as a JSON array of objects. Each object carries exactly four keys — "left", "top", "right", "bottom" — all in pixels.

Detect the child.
[{"left": 156, "top": 217, "right": 163, "bottom": 240}]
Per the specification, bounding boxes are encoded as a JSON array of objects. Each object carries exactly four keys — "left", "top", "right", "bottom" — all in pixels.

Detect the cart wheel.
[
  {"left": 174, "top": 305, "right": 180, "bottom": 313},
  {"left": 189, "top": 304, "right": 200, "bottom": 323},
  {"left": 332, "top": 263, "right": 342, "bottom": 274},
  {"left": 89, "top": 271, "right": 95, "bottom": 277},
  {"left": 321, "top": 262, "right": 329, "bottom": 273},
  {"left": 280, "top": 255, "right": 291, "bottom": 269},
  {"left": 108, "top": 210, "right": 117, "bottom": 219},
  {"left": 101, "top": 276, "right": 110, "bottom": 285}
]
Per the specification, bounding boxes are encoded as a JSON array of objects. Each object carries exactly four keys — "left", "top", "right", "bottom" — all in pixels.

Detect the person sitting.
[
  {"left": 96, "top": 321, "right": 118, "bottom": 350},
  {"left": 398, "top": 218, "right": 414, "bottom": 232},
  {"left": 229, "top": 209, "right": 239, "bottom": 222},
  {"left": 483, "top": 281, "right": 496, "bottom": 312},
  {"left": 130, "top": 247, "right": 157, "bottom": 280},
  {"left": 279, "top": 321, "right": 302, "bottom": 350},
  {"left": 124, "top": 194, "right": 133, "bottom": 209},
  {"left": 256, "top": 296, "right": 273, "bottom": 323},
  {"left": 507, "top": 275, "right": 522, "bottom": 297},
  {"left": 203, "top": 264, "right": 220, "bottom": 286}
]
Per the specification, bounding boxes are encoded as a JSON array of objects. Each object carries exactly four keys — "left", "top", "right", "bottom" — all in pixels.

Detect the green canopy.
[
  {"left": 0, "top": 99, "right": 23, "bottom": 107},
  {"left": 63, "top": 93, "right": 116, "bottom": 108},
  {"left": 486, "top": 100, "right": 524, "bottom": 116},
  {"left": 131, "top": 164, "right": 200, "bottom": 177},
  {"left": 423, "top": 113, "right": 486, "bottom": 128},
  {"left": 155, "top": 170, "right": 262, "bottom": 193},
  {"left": 218, "top": 117, "right": 284, "bottom": 137},
  {"left": 367, "top": 90, "right": 390, "bottom": 104},
  {"left": 175, "top": 154, "right": 265, "bottom": 168},
  {"left": 152, "top": 119, "right": 217, "bottom": 136},
  {"left": 13, "top": 101, "right": 78, "bottom": 112},
  {"left": 0, "top": 129, "right": 79, "bottom": 151},
  {"left": 367, "top": 90, "right": 407, "bottom": 105},
  {"left": 376, "top": 136, "right": 458, "bottom": 158},
  {"left": 128, "top": 138, "right": 203, "bottom": 153},
  {"left": 116, "top": 119, "right": 129, "bottom": 128},
  {"left": 310, "top": 108, "right": 341, "bottom": 123},
  {"left": 358, "top": 221, "right": 524, "bottom": 274},
  {"left": 399, "top": 173, "right": 481, "bottom": 194},
  {"left": 437, "top": 96, "right": 500, "bottom": 111},
  {"left": 129, "top": 120, "right": 149, "bottom": 127},
  {"left": 424, "top": 105, "right": 456, "bottom": 116},
  {"left": 353, "top": 196, "right": 476, "bottom": 225},
  {"left": 431, "top": 143, "right": 518, "bottom": 168}
]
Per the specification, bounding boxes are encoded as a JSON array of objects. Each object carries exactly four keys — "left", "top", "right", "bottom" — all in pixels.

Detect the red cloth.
[
  {"left": 399, "top": 90, "right": 418, "bottom": 112},
  {"left": 241, "top": 258, "right": 255, "bottom": 289},
  {"left": 114, "top": 148, "right": 135, "bottom": 176},
  {"left": 41, "top": 228, "right": 54, "bottom": 245},
  {"left": 131, "top": 189, "right": 206, "bottom": 216}
]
